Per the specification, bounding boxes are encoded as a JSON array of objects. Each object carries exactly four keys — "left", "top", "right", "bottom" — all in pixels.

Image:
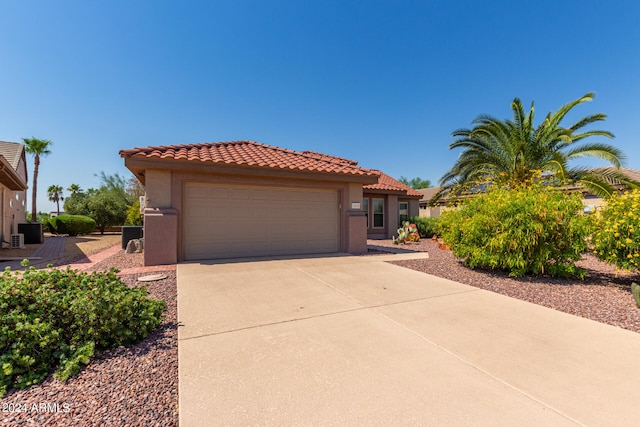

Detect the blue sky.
[{"left": 1, "top": 1, "right": 639, "bottom": 213}]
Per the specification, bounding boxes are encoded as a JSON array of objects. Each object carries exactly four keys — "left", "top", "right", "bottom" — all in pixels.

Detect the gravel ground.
[
  {"left": 1, "top": 251, "right": 177, "bottom": 427},
  {"left": 3, "top": 238, "right": 640, "bottom": 426},
  {"left": 370, "top": 239, "right": 640, "bottom": 334}
]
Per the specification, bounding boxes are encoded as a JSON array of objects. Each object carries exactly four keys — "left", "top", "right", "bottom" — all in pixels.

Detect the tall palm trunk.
[{"left": 31, "top": 154, "right": 39, "bottom": 222}]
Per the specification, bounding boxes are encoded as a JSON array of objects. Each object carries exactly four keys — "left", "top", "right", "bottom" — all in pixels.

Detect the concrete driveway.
[{"left": 178, "top": 253, "right": 640, "bottom": 426}]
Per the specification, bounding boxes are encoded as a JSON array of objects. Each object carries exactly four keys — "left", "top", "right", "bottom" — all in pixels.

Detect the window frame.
[
  {"left": 372, "top": 197, "right": 384, "bottom": 229},
  {"left": 362, "top": 198, "right": 369, "bottom": 228},
  {"left": 399, "top": 201, "right": 409, "bottom": 224}
]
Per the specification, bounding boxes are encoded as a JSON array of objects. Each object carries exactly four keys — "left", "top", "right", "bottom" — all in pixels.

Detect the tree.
[
  {"left": 47, "top": 185, "right": 64, "bottom": 215},
  {"left": 87, "top": 187, "right": 128, "bottom": 234},
  {"left": 399, "top": 176, "right": 431, "bottom": 189},
  {"left": 23, "top": 137, "right": 52, "bottom": 222},
  {"left": 126, "top": 176, "right": 144, "bottom": 199},
  {"left": 95, "top": 171, "right": 134, "bottom": 204},
  {"left": 438, "top": 93, "right": 635, "bottom": 199},
  {"left": 64, "top": 191, "right": 89, "bottom": 216},
  {"left": 67, "top": 183, "right": 82, "bottom": 195},
  {"left": 64, "top": 172, "right": 141, "bottom": 233}
]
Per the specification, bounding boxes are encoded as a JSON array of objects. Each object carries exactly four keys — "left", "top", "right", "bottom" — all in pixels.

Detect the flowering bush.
[
  {"left": 438, "top": 184, "right": 589, "bottom": 277},
  {"left": 592, "top": 189, "right": 640, "bottom": 271}
]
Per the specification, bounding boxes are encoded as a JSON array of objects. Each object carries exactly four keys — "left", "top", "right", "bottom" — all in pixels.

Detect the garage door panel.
[
  {"left": 230, "top": 207, "right": 253, "bottom": 218},
  {"left": 251, "top": 189, "right": 271, "bottom": 200},
  {"left": 230, "top": 188, "right": 251, "bottom": 200},
  {"left": 185, "top": 185, "right": 210, "bottom": 198},
  {"left": 184, "top": 183, "right": 339, "bottom": 260},
  {"left": 289, "top": 191, "right": 308, "bottom": 201}
]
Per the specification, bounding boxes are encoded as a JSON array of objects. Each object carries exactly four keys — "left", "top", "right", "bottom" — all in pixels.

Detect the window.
[
  {"left": 372, "top": 198, "right": 384, "bottom": 228},
  {"left": 399, "top": 202, "right": 408, "bottom": 223},
  {"left": 362, "top": 198, "right": 369, "bottom": 228}
]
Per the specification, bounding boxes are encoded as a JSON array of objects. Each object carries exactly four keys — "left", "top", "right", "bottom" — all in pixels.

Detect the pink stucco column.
[
  {"left": 346, "top": 210, "right": 368, "bottom": 255},
  {"left": 143, "top": 208, "right": 177, "bottom": 266}
]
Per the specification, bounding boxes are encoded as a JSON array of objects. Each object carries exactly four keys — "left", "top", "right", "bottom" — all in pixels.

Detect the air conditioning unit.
[{"left": 10, "top": 233, "right": 24, "bottom": 249}]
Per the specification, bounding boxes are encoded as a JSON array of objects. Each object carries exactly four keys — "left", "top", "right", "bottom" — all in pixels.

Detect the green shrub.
[
  {"left": 0, "top": 266, "right": 165, "bottom": 397},
  {"left": 410, "top": 216, "right": 441, "bottom": 238},
  {"left": 41, "top": 217, "right": 53, "bottom": 233},
  {"left": 592, "top": 189, "right": 640, "bottom": 271},
  {"left": 438, "top": 184, "right": 589, "bottom": 277},
  {"left": 49, "top": 214, "right": 96, "bottom": 236}
]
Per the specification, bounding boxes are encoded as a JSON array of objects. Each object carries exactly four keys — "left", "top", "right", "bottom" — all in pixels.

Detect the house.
[
  {"left": 120, "top": 141, "right": 381, "bottom": 265},
  {"left": 418, "top": 168, "right": 640, "bottom": 217},
  {"left": 417, "top": 187, "right": 444, "bottom": 218},
  {"left": 362, "top": 172, "right": 422, "bottom": 239},
  {"left": 579, "top": 168, "right": 640, "bottom": 212},
  {"left": 0, "top": 141, "right": 28, "bottom": 245}
]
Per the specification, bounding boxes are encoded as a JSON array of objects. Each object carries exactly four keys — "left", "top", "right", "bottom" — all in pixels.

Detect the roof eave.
[
  {"left": 0, "top": 156, "right": 27, "bottom": 191},
  {"left": 122, "top": 156, "right": 380, "bottom": 185}
]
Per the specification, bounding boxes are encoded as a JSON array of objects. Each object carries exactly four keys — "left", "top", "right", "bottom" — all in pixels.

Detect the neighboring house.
[
  {"left": 578, "top": 168, "right": 640, "bottom": 212},
  {"left": 120, "top": 141, "right": 380, "bottom": 265},
  {"left": 362, "top": 172, "right": 422, "bottom": 239},
  {"left": 0, "top": 141, "right": 28, "bottom": 245},
  {"left": 418, "top": 168, "right": 640, "bottom": 217},
  {"left": 417, "top": 187, "right": 444, "bottom": 218}
]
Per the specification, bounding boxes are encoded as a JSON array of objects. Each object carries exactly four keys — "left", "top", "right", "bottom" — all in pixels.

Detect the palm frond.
[{"left": 564, "top": 142, "right": 625, "bottom": 167}]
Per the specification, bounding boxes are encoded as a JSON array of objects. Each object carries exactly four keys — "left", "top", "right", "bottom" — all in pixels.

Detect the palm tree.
[
  {"left": 438, "top": 93, "right": 635, "bottom": 199},
  {"left": 47, "top": 185, "right": 64, "bottom": 215},
  {"left": 23, "top": 137, "right": 53, "bottom": 222},
  {"left": 67, "top": 183, "right": 82, "bottom": 195}
]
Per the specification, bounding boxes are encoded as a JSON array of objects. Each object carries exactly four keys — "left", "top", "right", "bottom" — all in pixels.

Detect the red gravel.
[
  {"left": 1, "top": 253, "right": 177, "bottom": 427},
  {"left": 370, "top": 239, "right": 640, "bottom": 334}
]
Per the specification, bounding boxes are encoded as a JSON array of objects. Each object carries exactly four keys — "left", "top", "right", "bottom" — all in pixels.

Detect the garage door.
[{"left": 183, "top": 183, "right": 340, "bottom": 260}]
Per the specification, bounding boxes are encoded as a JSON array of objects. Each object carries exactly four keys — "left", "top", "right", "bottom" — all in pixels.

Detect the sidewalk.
[
  {"left": 0, "top": 236, "right": 67, "bottom": 271},
  {"left": 0, "top": 236, "right": 175, "bottom": 275}
]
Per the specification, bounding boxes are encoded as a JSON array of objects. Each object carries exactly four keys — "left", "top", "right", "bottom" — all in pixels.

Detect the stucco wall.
[
  {"left": 140, "top": 169, "right": 371, "bottom": 265},
  {"left": 1, "top": 187, "right": 26, "bottom": 245},
  {"left": 145, "top": 170, "right": 172, "bottom": 208}
]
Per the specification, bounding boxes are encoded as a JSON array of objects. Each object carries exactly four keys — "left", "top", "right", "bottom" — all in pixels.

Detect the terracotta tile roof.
[
  {"left": 363, "top": 171, "right": 423, "bottom": 197},
  {"left": 120, "top": 141, "right": 379, "bottom": 177}
]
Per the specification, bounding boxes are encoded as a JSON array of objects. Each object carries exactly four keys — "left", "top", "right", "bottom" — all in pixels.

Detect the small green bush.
[
  {"left": 438, "top": 184, "right": 589, "bottom": 277},
  {"left": 49, "top": 214, "right": 96, "bottom": 236},
  {"left": 410, "top": 216, "right": 441, "bottom": 238},
  {"left": 592, "top": 189, "right": 640, "bottom": 271},
  {"left": 0, "top": 266, "right": 165, "bottom": 397},
  {"left": 42, "top": 217, "right": 54, "bottom": 233}
]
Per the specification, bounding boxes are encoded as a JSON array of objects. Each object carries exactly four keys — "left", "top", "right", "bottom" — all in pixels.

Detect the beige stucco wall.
[
  {"left": 144, "top": 170, "right": 172, "bottom": 208},
  {"left": 1, "top": 186, "right": 27, "bottom": 245}
]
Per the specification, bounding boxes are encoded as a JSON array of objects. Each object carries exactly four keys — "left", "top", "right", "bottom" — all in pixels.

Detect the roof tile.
[
  {"left": 364, "top": 171, "right": 423, "bottom": 197},
  {"left": 120, "top": 141, "right": 378, "bottom": 177}
]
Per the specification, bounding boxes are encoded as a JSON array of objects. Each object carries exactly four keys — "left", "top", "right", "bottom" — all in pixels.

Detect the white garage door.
[{"left": 183, "top": 183, "right": 340, "bottom": 260}]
